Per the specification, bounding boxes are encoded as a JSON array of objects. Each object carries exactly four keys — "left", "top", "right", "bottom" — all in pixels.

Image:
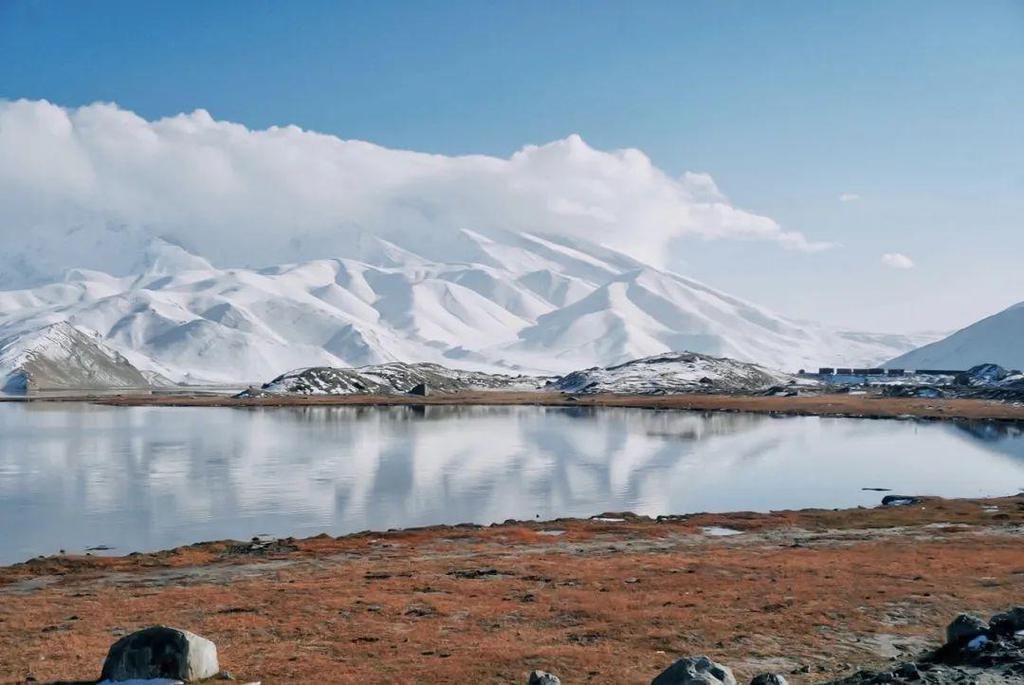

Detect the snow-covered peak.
[{"left": 0, "top": 230, "right": 938, "bottom": 384}]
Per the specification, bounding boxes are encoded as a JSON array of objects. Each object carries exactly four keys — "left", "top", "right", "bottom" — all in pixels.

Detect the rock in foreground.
[
  {"left": 651, "top": 655, "right": 736, "bottom": 685},
  {"left": 825, "top": 608, "right": 1024, "bottom": 684},
  {"left": 749, "top": 675, "right": 788, "bottom": 685},
  {"left": 527, "top": 670, "right": 561, "bottom": 685},
  {"left": 100, "top": 626, "right": 219, "bottom": 683}
]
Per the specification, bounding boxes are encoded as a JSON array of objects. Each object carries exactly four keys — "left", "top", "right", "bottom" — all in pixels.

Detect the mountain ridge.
[{"left": 0, "top": 229, "right": 939, "bottom": 383}]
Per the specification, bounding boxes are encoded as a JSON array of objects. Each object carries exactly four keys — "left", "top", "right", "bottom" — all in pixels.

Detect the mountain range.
[{"left": 0, "top": 228, "right": 942, "bottom": 384}]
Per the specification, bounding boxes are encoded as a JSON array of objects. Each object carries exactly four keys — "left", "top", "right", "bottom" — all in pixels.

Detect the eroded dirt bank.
[{"left": 2, "top": 496, "right": 1024, "bottom": 684}]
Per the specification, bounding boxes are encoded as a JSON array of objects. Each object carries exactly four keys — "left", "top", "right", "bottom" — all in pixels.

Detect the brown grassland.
[{"left": 3, "top": 495, "right": 1024, "bottom": 684}]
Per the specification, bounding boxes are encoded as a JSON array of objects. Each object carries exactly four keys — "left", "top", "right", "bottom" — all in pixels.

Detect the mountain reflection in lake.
[{"left": 1, "top": 403, "right": 1023, "bottom": 564}]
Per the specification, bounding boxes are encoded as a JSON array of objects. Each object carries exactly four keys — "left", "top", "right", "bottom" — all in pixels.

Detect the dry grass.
[{"left": 2, "top": 496, "right": 1024, "bottom": 684}]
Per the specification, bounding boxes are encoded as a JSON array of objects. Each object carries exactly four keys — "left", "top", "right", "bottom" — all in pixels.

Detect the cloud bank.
[
  {"left": 881, "top": 253, "right": 915, "bottom": 270},
  {"left": 0, "top": 99, "right": 829, "bottom": 282},
  {"left": 839, "top": 193, "right": 861, "bottom": 202}
]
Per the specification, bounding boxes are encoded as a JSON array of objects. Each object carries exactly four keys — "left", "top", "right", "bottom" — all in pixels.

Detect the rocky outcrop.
[
  {"left": 260, "top": 362, "right": 541, "bottom": 395},
  {"left": 824, "top": 608, "right": 1024, "bottom": 684},
  {"left": 100, "top": 625, "right": 219, "bottom": 682},
  {"left": 651, "top": 655, "right": 737, "bottom": 685},
  {"left": 551, "top": 352, "right": 799, "bottom": 395}
]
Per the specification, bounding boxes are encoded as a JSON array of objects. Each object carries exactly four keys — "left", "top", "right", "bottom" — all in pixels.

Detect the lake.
[{"left": 1, "top": 403, "right": 1023, "bottom": 565}]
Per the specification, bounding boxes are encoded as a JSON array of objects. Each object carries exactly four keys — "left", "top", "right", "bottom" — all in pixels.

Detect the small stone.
[
  {"left": 100, "top": 625, "right": 219, "bottom": 682},
  {"left": 945, "top": 613, "right": 988, "bottom": 645},
  {"left": 652, "top": 656, "right": 737, "bottom": 685},
  {"left": 750, "top": 675, "right": 788, "bottom": 685},
  {"left": 528, "top": 671, "right": 561, "bottom": 685}
]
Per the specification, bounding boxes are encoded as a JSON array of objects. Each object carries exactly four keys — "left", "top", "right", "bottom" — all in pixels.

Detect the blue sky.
[{"left": 1, "top": 0, "right": 1022, "bottom": 332}]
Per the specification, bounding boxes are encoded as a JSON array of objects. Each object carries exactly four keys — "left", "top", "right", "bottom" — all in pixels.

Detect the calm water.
[{"left": 1, "top": 403, "right": 1023, "bottom": 564}]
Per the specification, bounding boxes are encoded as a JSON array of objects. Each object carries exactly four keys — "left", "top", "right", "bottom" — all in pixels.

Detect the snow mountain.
[
  {"left": 0, "top": 229, "right": 937, "bottom": 383},
  {"left": 0, "top": 322, "right": 152, "bottom": 392},
  {"left": 886, "top": 302, "right": 1024, "bottom": 371}
]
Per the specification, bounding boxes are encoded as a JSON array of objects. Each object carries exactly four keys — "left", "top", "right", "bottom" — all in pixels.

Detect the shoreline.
[
  {"left": 3, "top": 390, "right": 1024, "bottom": 422},
  {"left": 3, "top": 495, "right": 1024, "bottom": 683}
]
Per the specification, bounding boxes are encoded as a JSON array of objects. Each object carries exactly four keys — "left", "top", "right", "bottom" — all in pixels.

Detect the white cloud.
[
  {"left": 839, "top": 193, "right": 861, "bottom": 202},
  {"left": 0, "top": 99, "right": 831, "bottom": 281},
  {"left": 881, "top": 252, "right": 915, "bottom": 269}
]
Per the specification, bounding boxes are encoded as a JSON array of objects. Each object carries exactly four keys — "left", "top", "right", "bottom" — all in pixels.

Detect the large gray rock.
[
  {"left": 528, "top": 671, "right": 562, "bottom": 685},
  {"left": 945, "top": 613, "right": 988, "bottom": 645},
  {"left": 750, "top": 675, "right": 788, "bottom": 685},
  {"left": 652, "top": 656, "right": 737, "bottom": 685},
  {"left": 989, "top": 606, "right": 1024, "bottom": 636},
  {"left": 100, "top": 626, "right": 219, "bottom": 682}
]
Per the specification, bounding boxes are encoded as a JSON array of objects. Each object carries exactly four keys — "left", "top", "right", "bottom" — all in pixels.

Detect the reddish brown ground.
[
  {"left": 3, "top": 390, "right": 1023, "bottom": 422},
  {"left": 3, "top": 496, "right": 1024, "bottom": 684}
]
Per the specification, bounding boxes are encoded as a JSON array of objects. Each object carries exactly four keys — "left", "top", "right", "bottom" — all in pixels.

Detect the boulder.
[
  {"left": 652, "top": 656, "right": 737, "bottom": 685},
  {"left": 528, "top": 671, "right": 562, "bottom": 685},
  {"left": 100, "top": 626, "right": 219, "bottom": 682},
  {"left": 945, "top": 613, "right": 988, "bottom": 645},
  {"left": 988, "top": 606, "right": 1024, "bottom": 636},
  {"left": 750, "top": 675, "right": 788, "bottom": 685},
  {"left": 408, "top": 382, "right": 429, "bottom": 396}
]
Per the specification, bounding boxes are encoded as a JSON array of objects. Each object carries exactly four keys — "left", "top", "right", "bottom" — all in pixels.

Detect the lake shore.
[
  {"left": 4, "top": 390, "right": 1024, "bottom": 422},
  {"left": 3, "top": 494, "right": 1024, "bottom": 683}
]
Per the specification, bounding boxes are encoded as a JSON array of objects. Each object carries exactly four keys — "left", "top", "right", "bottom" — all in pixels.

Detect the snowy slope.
[
  {"left": 0, "top": 230, "right": 937, "bottom": 383},
  {"left": 261, "top": 363, "right": 543, "bottom": 395},
  {"left": 886, "top": 302, "right": 1024, "bottom": 371},
  {"left": 551, "top": 352, "right": 799, "bottom": 395},
  {"left": 0, "top": 322, "right": 151, "bottom": 392}
]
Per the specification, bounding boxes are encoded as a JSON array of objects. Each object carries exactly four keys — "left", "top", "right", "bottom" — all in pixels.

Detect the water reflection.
[{"left": 1, "top": 404, "right": 1023, "bottom": 564}]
